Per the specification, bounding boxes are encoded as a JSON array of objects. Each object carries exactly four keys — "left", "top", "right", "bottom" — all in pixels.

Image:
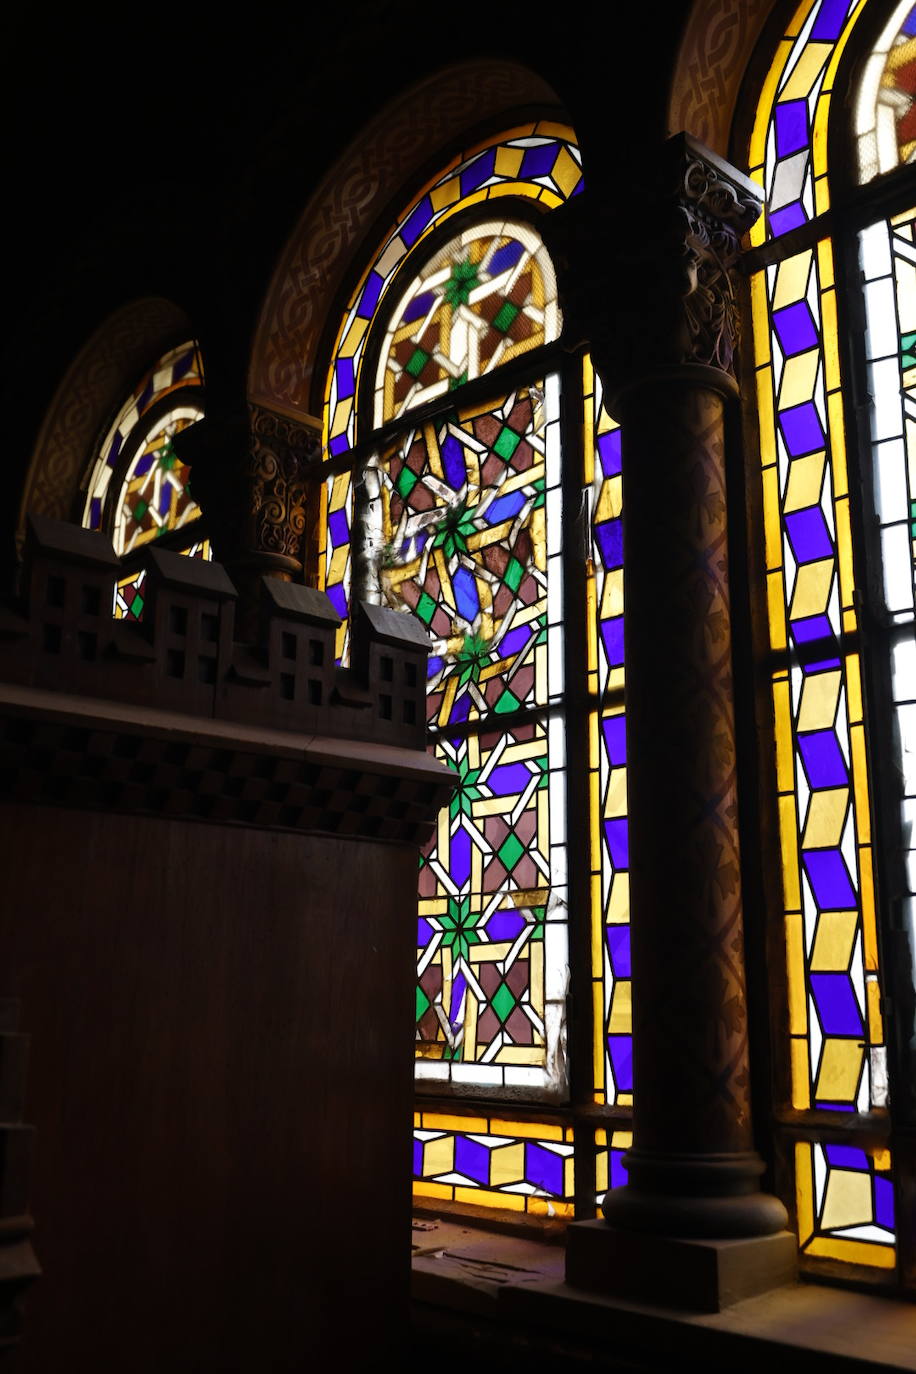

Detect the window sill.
[{"left": 411, "top": 1216, "right": 916, "bottom": 1372}]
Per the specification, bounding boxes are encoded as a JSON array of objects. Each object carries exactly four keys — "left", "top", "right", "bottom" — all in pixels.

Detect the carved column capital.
[
  {"left": 543, "top": 133, "right": 763, "bottom": 408},
  {"left": 245, "top": 403, "right": 322, "bottom": 578}
]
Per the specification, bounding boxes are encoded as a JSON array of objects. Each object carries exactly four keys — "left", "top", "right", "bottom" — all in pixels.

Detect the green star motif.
[
  {"left": 444, "top": 257, "right": 480, "bottom": 308},
  {"left": 432, "top": 500, "right": 477, "bottom": 560},
  {"left": 448, "top": 743, "right": 485, "bottom": 820},
  {"left": 455, "top": 632, "right": 490, "bottom": 690},
  {"left": 439, "top": 895, "right": 482, "bottom": 962}
]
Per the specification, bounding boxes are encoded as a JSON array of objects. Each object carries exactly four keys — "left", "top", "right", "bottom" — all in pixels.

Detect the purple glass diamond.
[
  {"left": 356, "top": 270, "right": 384, "bottom": 320},
  {"left": 608, "top": 1035, "right": 633, "bottom": 1092},
  {"left": 335, "top": 356, "right": 355, "bottom": 400},
  {"left": 488, "top": 239, "right": 525, "bottom": 276},
  {"left": 401, "top": 195, "right": 433, "bottom": 249},
  {"left": 485, "top": 908, "right": 526, "bottom": 942},
  {"left": 824, "top": 1144, "right": 868, "bottom": 1169},
  {"left": 455, "top": 1134, "right": 490, "bottom": 1184},
  {"left": 449, "top": 824, "right": 472, "bottom": 887},
  {"left": 810, "top": 972, "right": 864, "bottom": 1035},
  {"left": 487, "top": 761, "right": 532, "bottom": 796},
  {"left": 606, "top": 925, "right": 631, "bottom": 978},
  {"left": 520, "top": 142, "right": 558, "bottom": 179},
  {"left": 875, "top": 1175, "right": 895, "bottom": 1230},
  {"left": 811, "top": 0, "right": 851, "bottom": 42},
  {"left": 525, "top": 1142, "right": 564, "bottom": 1196},
  {"left": 600, "top": 617, "right": 625, "bottom": 669},
  {"left": 802, "top": 848, "right": 857, "bottom": 910},
  {"left": 602, "top": 714, "right": 627, "bottom": 766},
  {"left": 328, "top": 509, "right": 350, "bottom": 548},
  {"left": 780, "top": 401, "right": 825, "bottom": 457},
  {"left": 798, "top": 730, "right": 847, "bottom": 788},
  {"left": 773, "top": 300, "right": 818, "bottom": 356},
  {"left": 785, "top": 506, "right": 832, "bottom": 562},
  {"left": 460, "top": 148, "right": 496, "bottom": 197},
  {"left": 594, "top": 518, "right": 623, "bottom": 570},
  {"left": 597, "top": 428, "right": 622, "bottom": 477},
  {"left": 770, "top": 201, "right": 808, "bottom": 237},
  {"left": 603, "top": 818, "right": 629, "bottom": 870},
  {"left": 775, "top": 100, "right": 810, "bottom": 159}
]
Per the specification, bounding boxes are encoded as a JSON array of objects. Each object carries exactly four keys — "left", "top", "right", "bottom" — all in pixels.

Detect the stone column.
[
  {"left": 178, "top": 402, "right": 322, "bottom": 637},
  {"left": 549, "top": 136, "right": 794, "bottom": 1309}
]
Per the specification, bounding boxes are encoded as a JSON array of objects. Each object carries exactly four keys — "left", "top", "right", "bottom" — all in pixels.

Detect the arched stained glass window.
[
  {"left": 748, "top": 0, "right": 916, "bottom": 1283},
  {"left": 79, "top": 339, "right": 211, "bottom": 618},
  {"left": 319, "top": 125, "right": 634, "bottom": 1217}
]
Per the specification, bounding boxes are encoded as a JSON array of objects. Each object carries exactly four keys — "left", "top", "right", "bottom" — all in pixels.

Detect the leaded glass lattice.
[
  {"left": 373, "top": 222, "right": 559, "bottom": 428},
  {"left": 82, "top": 341, "right": 204, "bottom": 556},
  {"left": 855, "top": 1, "right": 916, "bottom": 182},
  {"left": 413, "top": 1110, "right": 575, "bottom": 1218},
  {"left": 583, "top": 358, "right": 631, "bottom": 1107},
  {"left": 363, "top": 381, "right": 562, "bottom": 727},
  {"left": 751, "top": 0, "right": 901, "bottom": 1274}
]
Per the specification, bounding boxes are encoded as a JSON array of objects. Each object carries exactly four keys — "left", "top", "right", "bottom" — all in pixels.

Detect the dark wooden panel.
[{"left": 0, "top": 802, "right": 418, "bottom": 1371}]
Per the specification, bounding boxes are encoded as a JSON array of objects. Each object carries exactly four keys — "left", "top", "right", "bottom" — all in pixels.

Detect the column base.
[{"left": 566, "top": 1219, "right": 797, "bottom": 1313}]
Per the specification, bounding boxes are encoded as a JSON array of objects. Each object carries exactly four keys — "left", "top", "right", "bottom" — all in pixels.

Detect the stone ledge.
[{"left": 411, "top": 1217, "right": 916, "bottom": 1372}]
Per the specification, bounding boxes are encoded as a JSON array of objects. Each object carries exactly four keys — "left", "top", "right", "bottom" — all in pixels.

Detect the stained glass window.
[
  {"left": 749, "top": 0, "right": 915, "bottom": 1282},
  {"left": 320, "top": 123, "right": 630, "bottom": 1216},
  {"left": 81, "top": 340, "right": 206, "bottom": 558}
]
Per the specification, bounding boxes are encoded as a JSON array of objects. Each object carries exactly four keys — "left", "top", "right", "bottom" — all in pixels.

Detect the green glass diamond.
[
  {"left": 498, "top": 832, "right": 524, "bottom": 872},
  {"left": 492, "top": 300, "right": 519, "bottom": 333},
  {"left": 491, "top": 981, "right": 516, "bottom": 1024},
  {"left": 494, "top": 687, "right": 520, "bottom": 715},
  {"left": 416, "top": 987, "right": 430, "bottom": 1022},
  {"left": 133, "top": 498, "right": 148, "bottom": 520},
  {"left": 504, "top": 557, "right": 524, "bottom": 593},
  {"left": 405, "top": 347, "right": 430, "bottom": 378},
  {"left": 416, "top": 590, "right": 436, "bottom": 624},
  {"left": 902, "top": 331, "right": 916, "bottom": 369},
  {"left": 493, "top": 426, "right": 521, "bottom": 461},
  {"left": 129, "top": 593, "right": 144, "bottom": 617},
  {"left": 396, "top": 466, "right": 419, "bottom": 499}
]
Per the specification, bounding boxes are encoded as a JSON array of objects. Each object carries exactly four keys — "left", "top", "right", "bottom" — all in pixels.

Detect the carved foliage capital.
[
  {"left": 246, "top": 404, "right": 322, "bottom": 565},
  {"left": 545, "top": 135, "right": 763, "bottom": 399}
]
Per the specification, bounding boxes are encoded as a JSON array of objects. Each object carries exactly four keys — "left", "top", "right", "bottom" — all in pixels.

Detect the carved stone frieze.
[{"left": 542, "top": 133, "right": 763, "bottom": 409}]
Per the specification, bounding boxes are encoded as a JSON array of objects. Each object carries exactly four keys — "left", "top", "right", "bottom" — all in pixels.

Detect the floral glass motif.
[
  {"left": 373, "top": 222, "right": 559, "bottom": 428},
  {"left": 392, "top": 376, "right": 568, "bottom": 1095},
  {"left": 855, "top": 1, "right": 916, "bottom": 182},
  {"left": 363, "top": 379, "right": 563, "bottom": 729},
  {"left": 751, "top": 0, "right": 897, "bottom": 1272},
  {"left": 417, "top": 720, "right": 568, "bottom": 1092},
  {"left": 321, "top": 125, "right": 581, "bottom": 651},
  {"left": 83, "top": 341, "right": 204, "bottom": 556},
  {"left": 413, "top": 1110, "right": 575, "bottom": 1218}
]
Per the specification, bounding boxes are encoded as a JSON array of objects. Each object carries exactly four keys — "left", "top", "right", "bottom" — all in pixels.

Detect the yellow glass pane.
[
  {"left": 810, "top": 909, "right": 858, "bottom": 969},
  {"left": 778, "top": 349, "right": 820, "bottom": 411},
  {"left": 786, "top": 911, "right": 808, "bottom": 1034},
  {"left": 454, "top": 1186, "right": 525, "bottom": 1211},
  {"left": 608, "top": 982, "right": 631, "bottom": 1034},
  {"left": 774, "top": 250, "right": 812, "bottom": 310},
  {"left": 867, "top": 976, "right": 884, "bottom": 1044},
  {"left": 795, "top": 1140, "right": 815, "bottom": 1242},
  {"left": 494, "top": 146, "right": 524, "bottom": 178},
  {"left": 413, "top": 1181, "right": 454, "bottom": 1201},
  {"left": 820, "top": 1169, "right": 872, "bottom": 1231},
  {"left": 805, "top": 1236, "right": 896, "bottom": 1268},
  {"left": 763, "top": 466, "right": 783, "bottom": 568},
  {"left": 803, "top": 790, "right": 849, "bottom": 851},
  {"left": 796, "top": 668, "right": 841, "bottom": 732},
  {"left": 551, "top": 147, "right": 583, "bottom": 199},
  {"left": 423, "top": 1137, "right": 456, "bottom": 1176},
  {"left": 789, "top": 558, "right": 834, "bottom": 621},
  {"left": 815, "top": 1038, "right": 864, "bottom": 1102},
  {"left": 850, "top": 724, "right": 873, "bottom": 846},
  {"left": 488, "top": 1143, "right": 526, "bottom": 1186},
  {"left": 792, "top": 1039, "right": 812, "bottom": 1108},
  {"left": 490, "top": 1119, "right": 563, "bottom": 1142},
  {"left": 784, "top": 451, "right": 826, "bottom": 512},
  {"left": 781, "top": 43, "right": 834, "bottom": 102}
]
